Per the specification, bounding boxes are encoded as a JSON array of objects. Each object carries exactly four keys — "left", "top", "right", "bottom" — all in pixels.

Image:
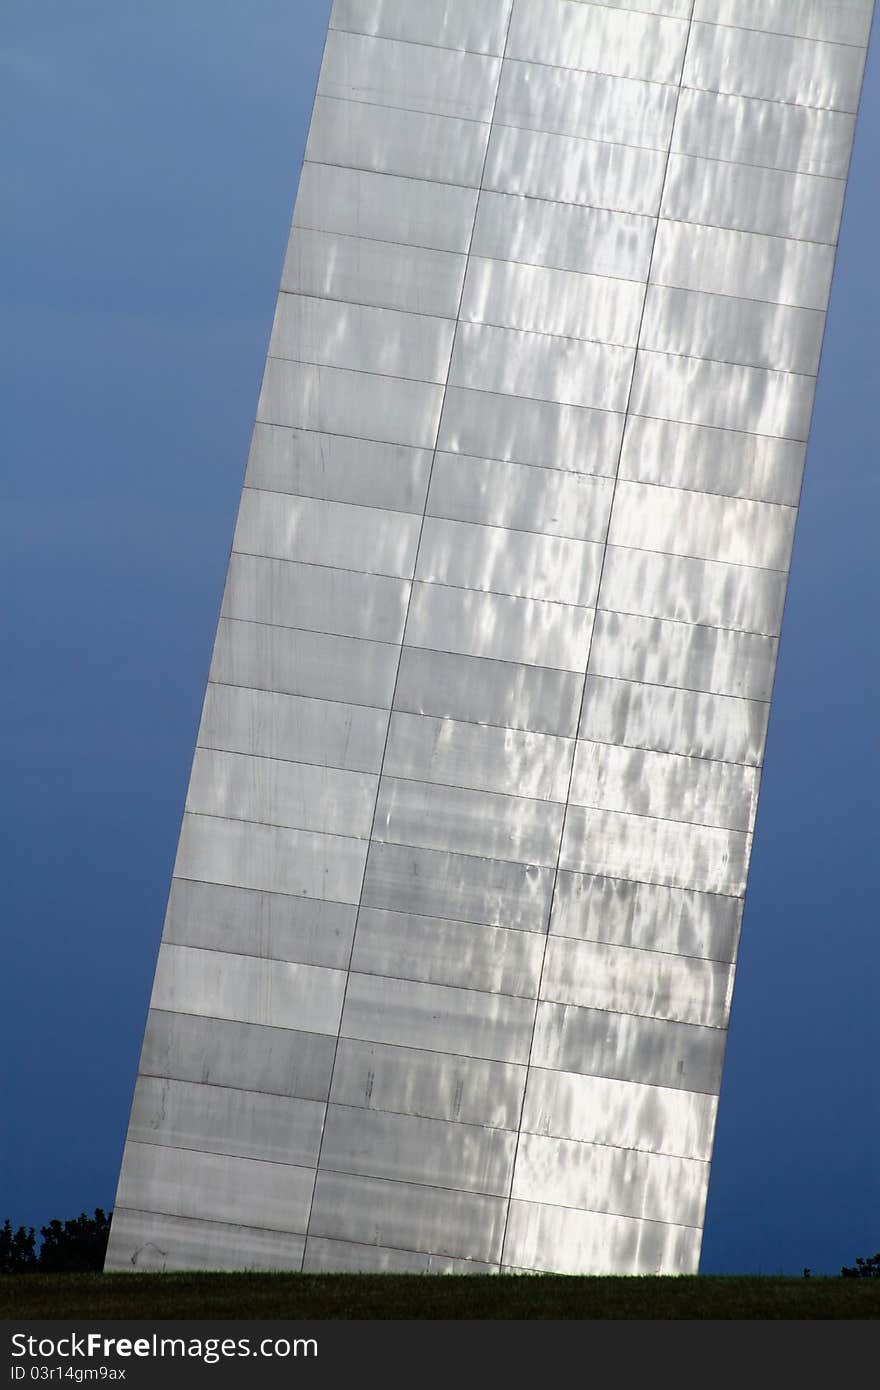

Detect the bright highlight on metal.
[{"left": 106, "top": 0, "right": 875, "bottom": 1275}]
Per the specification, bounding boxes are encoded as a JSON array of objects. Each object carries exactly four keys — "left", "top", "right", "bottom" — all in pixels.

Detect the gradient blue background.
[{"left": 2, "top": 1, "right": 877, "bottom": 1274}]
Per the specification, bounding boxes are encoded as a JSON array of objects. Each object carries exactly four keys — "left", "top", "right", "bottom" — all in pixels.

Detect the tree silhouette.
[
  {"left": 0, "top": 1220, "right": 37, "bottom": 1273},
  {"left": 841, "top": 1251, "right": 880, "bottom": 1278},
  {"left": 0, "top": 1209, "right": 111, "bottom": 1273}
]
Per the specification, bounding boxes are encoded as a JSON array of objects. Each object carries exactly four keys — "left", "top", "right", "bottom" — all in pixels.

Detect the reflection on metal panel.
[{"left": 110, "top": 0, "right": 873, "bottom": 1276}]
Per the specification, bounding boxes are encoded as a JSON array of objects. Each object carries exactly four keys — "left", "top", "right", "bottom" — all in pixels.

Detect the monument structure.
[{"left": 106, "top": 0, "right": 875, "bottom": 1274}]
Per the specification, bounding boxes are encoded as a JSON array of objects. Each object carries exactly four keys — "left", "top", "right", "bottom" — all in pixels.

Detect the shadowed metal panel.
[{"left": 107, "top": 0, "right": 874, "bottom": 1278}]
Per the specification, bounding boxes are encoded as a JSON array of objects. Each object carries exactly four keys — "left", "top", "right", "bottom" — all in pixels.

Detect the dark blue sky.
[{"left": 2, "top": 1, "right": 877, "bottom": 1275}]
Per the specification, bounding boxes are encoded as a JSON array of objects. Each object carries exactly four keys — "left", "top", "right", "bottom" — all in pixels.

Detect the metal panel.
[
  {"left": 540, "top": 936, "right": 734, "bottom": 1028},
  {"left": 198, "top": 683, "right": 388, "bottom": 772},
  {"left": 640, "top": 284, "right": 824, "bottom": 376},
  {"left": 209, "top": 620, "right": 400, "bottom": 711},
  {"left": 395, "top": 647, "right": 583, "bottom": 736},
  {"left": 404, "top": 580, "right": 595, "bottom": 671},
  {"left": 281, "top": 228, "right": 466, "bottom": 319},
  {"left": 269, "top": 293, "right": 456, "bottom": 383},
  {"left": 384, "top": 710, "right": 574, "bottom": 801},
  {"left": 652, "top": 219, "right": 835, "bottom": 310},
  {"left": 186, "top": 748, "right": 377, "bottom": 839},
  {"left": 673, "top": 88, "right": 857, "bottom": 178},
  {"left": 373, "top": 775, "right": 565, "bottom": 866},
  {"left": 532, "top": 1001, "right": 727, "bottom": 1094},
  {"left": 630, "top": 352, "right": 815, "bottom": 441},
  {"left": 522, "top": 1067, "right": 718, "bottom": 1161},
  {"left": 234, "top": 488, "right": 420, "bottom": 579},
  {"left": 461, "top": 257, "right": 644, "bottom": 345},
  {"left": 105, "top": 1210, "right": 307, "bottom": 1273},
  {"left": 362, "top": 842, "right": 555, "bottom": 931},
  {"left": 175, "top": 813, "right": 368, "bottom": 904},
  {"left": 512, "top": 1131, "right": 707, "bottom": 1227},
  {"left": 330, "top": 1038, "right": 526, "bottom": 1129},
  {"left": 293, "top": 162, "right": 478, "bottom": 252},
  {"left": 303, "top": 1236, "right": 495, "bottom": 1274},
  {"left": 599, "top": 545, "right": 788, "bottom": 637},
  {"left": 428, "top": 454, "right": 614, "bottom": 541},
  {"left": 438, "top": 386, "right": 623, "bottom": 475},
  {"left": 245, "top": 425, "right": 433, "bottom": 515},
  {"left": 162, "top": 878, "right": 356, "bottom": 970},
  {"left": 570, "top": 740, "right": 758, "bottom": 832},
  {"left": 152, "top": 944, "right": 348, "bottom": 1035},
  {"left": 258, "top": 359, "right": 445, "bottom": 449},
  {"left": 693, "top": 0, "right": 874, "bottom": 47},
  {"left": 450, "top": 321, "right": 634, "bottom": 412},
  {"left": 484, "top": 124, "right": 668, "bottom": 215},
  {"left": 684, "top": 20, "right": 865, "bottom": 112},
  {"left": 320, "top": 1105, "right": 516, "bottom": 1194},
  {"left": 318, "top": 29, "right": 501, "bottom": 123},
  {"left": 306, "top": 95, "right": 490, "bottom": 186},
  {"left": 116, "top": 1143, "right": 315, "bottom": 1236},
  {"left": 580, "top": 673, "right": 770, "bottom": 767},
  {"left": 560, "top": 805, "right": 751, "bottom": 896},
  {"left": 417, "top": 516, "right": 603, "bottom": 606},
  {"left": 341, "top": 972, "right": 536, "bottom": 1064},
  {"left": 472, "top": 191, "right": 655, "bottom": 281},
  {"left": 550, "top": 871, "right": 743, "bottom": 962},
  {"left": 508, "top": 0, "right": 689, "bottom": 84},
  {"left": 222, "top": 554, "right": 410, "bottom": 644},
  {"left": 140, "top": 1010, "right": 337, "bottom": 1102},
  {"left": 495, "top": 60, "right": 678, "bottom": 148},
  {"left": 661, "top": 153, "right": 847, "bottom": 245},
  {"left": 588, "top": 609, "right": 779, "bottom": 702},
  {"left": 351, "top": 906, "right": 545, "bottom": 994},
  {"left": 503, "top": 1199, "right": 701, "bottom": 1274},
  {"left": 309, "top": 1170, "right": 507, "bottom": 1263},
  {"left": 112, "top": 0, "right": 872, "bottom": 1279},
  {"left": 329, "top": 0, "right": 514, "bottom": 55},
  {"left": 618, "top": 416, "right": 806, "bottom": 506},
  {"left": 128, "top": 1077, "right": 326, "bottom": 1168},
  {"left": 608, "top": 480, "right": 797, "bottom": 570}
]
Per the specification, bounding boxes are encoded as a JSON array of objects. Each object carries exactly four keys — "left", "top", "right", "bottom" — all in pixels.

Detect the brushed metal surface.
[
  {"left": 141, "top": 1010, "right": 337, "bottom": 1101},
  {"left": 395, "top": 646, "right": 583, "bottom": 736},
  {"left": 128, "top": 1077, "right": 326, "bottom": 1168},
  {"left": 684, "top": 20, "right": 866, "bottom": 112},
  {"left": 318, "top": 30, "right": 502, "bottom": 123},
  {"left": 362, "top": 841, "right": 555, "bottom": 931},
  {"left": 329, "top": 0, "right": 513, "bottom": 55},
  {"left": 281, "top": 227, "right": 466, "bottom": 318},
  {"left": 472, "top": 190, "right": 655, "bottom": 281},
  {"left": 306, "top": 95, "right": 490, "bottom": 186},
  {"left": 294, "top": 162, "right": 478, "bottom": 252},
  {"left": 580, "top": 674, "right": 770, "bottom": 767},
  {"left": 503, "top": 1199, "right": 701, "bottom": 1275},
  {"left": 427, "top": 453, "right": 614, "bottom": 540},
  {"left": 694, "top": 0, "right": 874, "bottom": 47},
  {"left": 210, "top": 619, "right": 400, "bottom": 710},
  {"left": 245, "top": 425, "right": 433, "bottom": 514},
  {"left": 673, "top": 88, "right": 857, "bottom": 178},
  {"left": 162, "top": 878, "right": 357, "bottom": 969},
  {"left": 330, "top": 1038, "right": 526, "bottom": 1129},
  {"left": 351, "top": 906, "right": 545, "bottom": 995},
  {"left": 618, "top": 416, "right": 806, "bottom": 506},
  {"left": 198, "top": 682, "right": 389, "bottom": 772},
  {"left": 550, "top": 871, "right": 742, "bottom": 962},
  {"left": 111, "top": 0, "right": 872, "bottom": 1276},
  {"left": 384, "top": 710, "right": 574, "bottom": 801},
  {"left": 484, "top": 123, "right": 668, "bottom": 214},
  {"left": 438, "top": 385, "right": 623, "bottom": 475},
  {"left": 105, "top": 1210, "right": 307, "bottom": 1273},
  {"left": 521, "top": 1066, "right": 718, "bottom": 1161}
]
